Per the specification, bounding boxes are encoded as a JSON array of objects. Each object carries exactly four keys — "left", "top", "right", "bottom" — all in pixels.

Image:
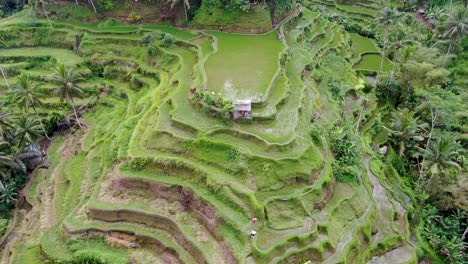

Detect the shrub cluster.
[
  {"left": 329, "top": 125, "right": 360, "bottom": 183},
  {"left": 127, "top": 12, "right": 142, "bottom": 24},
  {"left": 191, "top": 88, "right": 234, "bottom": 120},
  {"left": 309, "top": 6, "right": 375, "bottom": 38}
]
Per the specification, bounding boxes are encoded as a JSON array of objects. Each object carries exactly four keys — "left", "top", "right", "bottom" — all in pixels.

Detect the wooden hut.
[{"left": 233, "top": 100, "right": 251, "bottom": 120}]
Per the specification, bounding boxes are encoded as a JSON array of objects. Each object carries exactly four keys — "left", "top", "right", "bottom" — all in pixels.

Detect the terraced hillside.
[{"left": 0, "top": 4, "right": 422, "bottom": 264}]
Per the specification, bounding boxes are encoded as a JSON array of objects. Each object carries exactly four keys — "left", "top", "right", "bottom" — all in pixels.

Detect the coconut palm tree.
[
  {"left": 0, "top": 104, "right": 14, "bottom": 142},
  {"left": 418, "top": 138, "right": 462, "bottom": 176},
  {"left": 417, "top": 138, "right": 463, "bottom": 193},
  {"left": 442, "top": 5, "right": 468, "bottom": 57},
  {"left": 13, "top": 75, "right": 43, "bottom": 113},
  {"left": 0, "top": 179, "right": 19, "bottom": 208},
  {"left": 0, "top": 139, "right": 28, "bottom": 179},
  {"left": 384, "top": 108, "right": 425, "bottom": 157},
  {"left": 376, "top": 7, "right": 402, "bottom": 72},
  {"left": 0, "top": 140, "right": 16, "bottom": 180},
  {"left": 12, "top": 75, "right": 49, "bottom": 139},
  {"left": 388, "top": 28, "right": 414, "bottom": 72},
  {"left": 14, "top": 115, "right": 43, "bottom": 149},
  {"left": 425, "top": 4, "right": 447, "bottom": 26},
  {"left": 50, "top": 64, "right": 84, "bottom": 128}
]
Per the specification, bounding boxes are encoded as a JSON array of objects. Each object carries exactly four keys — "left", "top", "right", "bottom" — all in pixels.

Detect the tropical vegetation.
[{"left": 0, "top": 0, "right": 466, "bottom": 263}]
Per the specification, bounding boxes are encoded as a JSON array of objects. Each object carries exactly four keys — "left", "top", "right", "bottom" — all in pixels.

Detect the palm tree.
[
  {"left": 14, "top": 115, "right": 43, "bottom": 149},
  {"left": 418, "top": 138, "right": 462, "bottom": 176},
  {"left": 384, "top": 108, "right": 425, "bottom": 157},
  {"left": 0, "top": 104, "right": 14, "bottom": 142},
  {"left": 0, "top": 179, "right": 19, "bottom": 208},
  {"left": 50, "top": 64, "right": 84, "bottom": 128},
  {"left": 388, "top": 28, "right": 414, "bottom": 72},
  {"left": 442, "top": 5, "right": 468, "bottom": 57},
  {"left": 0, "top": 139, "right": 27, "bottom": 180},
  {"left": 0, "top": 141, "right": 16, "bottom": 180},
  {"left": 13, "top": 75, "right": 49, "bottom": 139},
  {"left": 376, "top": 7, "right": 402, "bottom": 72},
  {"left": 426, "top": 5, "right": 447, "bottom": 26},
  {"left": 396, "top": 46, "right": 415, "bottom": 65},
  {"left": 417, "top": 138, "right": 463, "bottom": 193}
]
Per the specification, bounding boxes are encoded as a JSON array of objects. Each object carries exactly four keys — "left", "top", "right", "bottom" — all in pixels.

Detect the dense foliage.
[
  {"left": 0, "top": 0, "right": 466, "bottom": 263},
  {"left": 370, "top": 2, "right": 467, "bottom": 262},
  {"left": 0, "top": 64, "right": 83, "bottom": 235}
]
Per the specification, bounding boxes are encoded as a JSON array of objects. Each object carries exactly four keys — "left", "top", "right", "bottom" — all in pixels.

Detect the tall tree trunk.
[
  {"left": 75, "top": 0, "right": 79, "bottom": 5},
  {"left": 418, "top": 107, "right": 438, "bottom": 180},
  {"left": 444, "top": 42, "right": 452, "bottom": 64},
  {"left": 391, "top": 49, "right": 398, "bottom": 80},
  {"left": 32, "top": 105, "right": 49, "bottom": 140},
  {"left": 380, "top": 29, "right": 388, "bottom": 72},
  {"left": 71, "top": 98, "right": 82, "bottom": 128},
  {"left": 88, "top": 0, "right": 97, "bottom": 13},
  {"left": 355, "top": 107, "right": 363, "bottom": 133},
  {"left": 39, "top": 0, "right": 53, "bottom": 29},
  {"left": 0, "top": 66, "right": 9, "bottom": 88},
  {"left": 269, "top": 0, "right": 276, "bottom": 26},
  {"left": 183, "top": 1, "right": 188, "bottom": 23}
]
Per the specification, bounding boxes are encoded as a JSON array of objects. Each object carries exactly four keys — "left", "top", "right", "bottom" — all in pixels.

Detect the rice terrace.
[{"left": 0, "top": 0, "right": 466, "bottom": 264}]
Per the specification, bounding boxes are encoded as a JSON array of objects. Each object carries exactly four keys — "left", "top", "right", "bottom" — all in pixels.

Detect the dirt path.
[
  {"left": 365, "top": 157, "right": 394, "bottom": 243},
  {"left": 414, "top": 0, "right": 434, "bottom": 28},
  {"left": 414, "top": 11, "right": 434, "bottom": 28},
  {"left": 365, "top": 157, "right": 415, "bottom": 263}
]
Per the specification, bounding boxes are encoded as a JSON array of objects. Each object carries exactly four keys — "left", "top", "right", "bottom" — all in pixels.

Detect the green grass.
[
  {"left": 354, "top": 53, "right": 393, "bottom": 72},
  {"left": 0, "top": 7, "right": 420, "bottom": 263},
  {"left": 14, "top": 245, "right": 44, "bottom": 264},
  {"left": 68, "top": 237, "right": 129, "bottom": 264},
  {"left": 0, "top": 47, "right": 83, "bottom": 66},
  {"left": 336, "top": 4, "right": 376, "bottom": 17},
  {"left": 192, "top": 4, "right": 272, "bottom": 31},
  {"left": 46, "top": 2, "right": 99, "bottom": 21},
  {"left": 349, "top": 33, "right": 379, "bottom": 56},
  {"left": 205, "top": 31, "right": 283, "bottom": 102},
  {"left": 142, "top": 25, "right": 198, "bottom": 40}
]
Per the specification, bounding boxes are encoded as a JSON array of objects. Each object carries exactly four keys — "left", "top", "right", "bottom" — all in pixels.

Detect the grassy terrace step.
[
  {"left": 251, "top": 73, "right": 291, "bottom": 120},
  {"left": 0, "top": 47, "right": 83, "bottom": 65},
  {"left": 154, "top": 101, "right": 198, "bottom": 139},
  {"left": 350, "top": 33, "right": 379, "bottom": 56},
  {"left": 320, "top": 187, "right": 375, "bottom": 264},
  {"left": 205, "top": 129, "right": 309, "bottom": 159},
  {"left": 117, "top": 165, "right": 252, "bottom": 228},
  {"left": 354, "top": 53, "right": 393, "bottom": 72},
  {"left": 1, "top": 6, "right": 421, "bottom": 263},
  {"left": 121, "top": 148, "right": 261, "bottom": 210},
  {"left": 308, "top": 0, "right": 374, "bottom": 24},
  {"left": 53, "top": 21, "right": 198, "bottom": 40},
  {"left": 250, "top": 222, "right": 330, "bottom": 263},
  {"left": 63, "top": 217, "right": 196, "bottom": 263},
  {"left": 86, "top": 204, "right": 237, "bottom": 263},
  {"left": 248, "top": 164, "right": 333, "bottom": 261},
  {"left": 335, "top": 4, "right": 376, "bottom": 18}
]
